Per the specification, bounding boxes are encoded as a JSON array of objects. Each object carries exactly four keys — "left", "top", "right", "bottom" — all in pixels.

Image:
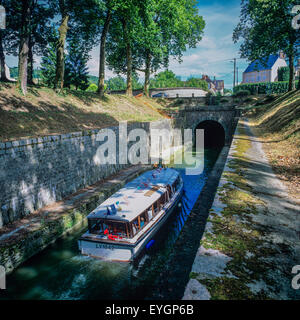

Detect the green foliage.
[
  {"left": 86, "top": 83, "right": 98, "bottom": 92},
  {"left": 234, "top": 81, "right": 300, "bottom": 95},
  {"left": 132, "top": 74, "right": 143, "bottom": 90},
  {"left": 184, "top": 77, "right": 208, "bottom": 90},
  {"left": 88, "top": 75, "right": 99, "bottom": 85},
  {"left": 107, "top": 76, "right": 127, "bottom": 91},
  {"left": 9, "top": 67, "right": 18, "bottom": 79},
  {"left": 233, "top": 0, "right": 299, "bottom": 91},
  {"left": 40, "top": 40, "right": 57, "bottom": 88},
  {"left": 64, "top": 39, "right": 90, "bottom": 91},
  {"left": 277, "top": 67, "right": 290, "bottom": 82},
  {"left": 150, "top": 70, "right": 183, "bottom": 88},
  {"left": 106, "top": 0, "right": 205, "bottom": 93},
  {"left": 224, "top": 88, "right": 233, "bottom": 96},
  {"left": 234, "top": 90, "right": 251, "bottom": 98}
]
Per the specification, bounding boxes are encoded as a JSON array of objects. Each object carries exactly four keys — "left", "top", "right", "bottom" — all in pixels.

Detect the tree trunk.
[
  {"left": 126, "top": 43, "right": 133, "bottom": 96},
  {"left": 55, "top": 1, "right": 69, "bottom": 91},
  {"left": 122, "top": 20, "right": 132, "bottom": 96},
  {"left": 27, "top": 36, "right": 34, "bottom": 85},
  {"left": 288, "top": 53, "right": 295, "bottom": 91},
  {"left": 98, "top": 9, "right": 112, "bottom": 97},
  {"left": 144, "top": 52, "right": 151, "bottom": 97},
  {"left": 0, "top": 32, "right": 8, "bottom": 81},
  {"left": 18, "top": 0, "right": 31, "bottom": 95}
]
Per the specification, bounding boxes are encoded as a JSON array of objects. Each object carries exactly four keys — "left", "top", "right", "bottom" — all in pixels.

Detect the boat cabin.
[{"left": 86, "top": 169, "right": 181, "bottom": 240}]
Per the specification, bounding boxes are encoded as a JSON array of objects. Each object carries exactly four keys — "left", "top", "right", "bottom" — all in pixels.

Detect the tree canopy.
[
  {"left": 0, "top": 0, "right": 206, "bottom": 96},
  {"left": 233, "top": 0, "right": 300, "bottom": 91}
]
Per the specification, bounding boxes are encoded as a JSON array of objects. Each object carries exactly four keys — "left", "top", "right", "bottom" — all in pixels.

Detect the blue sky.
[
  {"left": 6, "top": 0, "right": 249, "bottom": 89},
  {"left": 164, "top": 0, "right": 249, "bottom": 88}
]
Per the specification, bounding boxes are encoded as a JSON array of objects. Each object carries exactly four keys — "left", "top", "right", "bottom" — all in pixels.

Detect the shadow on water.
[{"left": 2, "top": 148, "right": 221, "bottom": 300}]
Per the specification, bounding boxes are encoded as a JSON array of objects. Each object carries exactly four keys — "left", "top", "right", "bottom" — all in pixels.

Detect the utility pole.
[
  {"left": 237, "top": 67, "right": 239, "bottom": 85},
  {"left": 233, "top": 58, "right": 236, "bottom": 89}
]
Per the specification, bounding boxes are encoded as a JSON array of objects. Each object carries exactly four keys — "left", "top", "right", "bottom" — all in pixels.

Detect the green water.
[{"left": 1, "top": 148, "right": 221, "bottom": 300}]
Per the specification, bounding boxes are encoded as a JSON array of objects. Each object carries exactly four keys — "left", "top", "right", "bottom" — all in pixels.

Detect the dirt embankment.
[
  {"left": 245, "top": 90, "right": 300, "bottom": 199},
  {"left": 0, "top": 83, "right": 165, "bottom": 142}
]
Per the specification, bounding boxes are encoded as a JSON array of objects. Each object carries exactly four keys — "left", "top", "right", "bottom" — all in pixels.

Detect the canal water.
[{"left": 1, "top": 148, "right": 221, "bottom": 300}]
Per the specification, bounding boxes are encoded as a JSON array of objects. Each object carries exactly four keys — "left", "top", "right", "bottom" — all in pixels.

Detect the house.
[
  {"left": 242, "top": 52, "right": 287, "bottom": 84},
  {"left": 201, "top": 75, "right": 224, "bottom": 94}
]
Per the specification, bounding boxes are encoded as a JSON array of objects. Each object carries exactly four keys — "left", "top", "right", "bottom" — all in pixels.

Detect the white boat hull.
[{"left": 78, "top": 181, "right": 183, "bottom": 262}]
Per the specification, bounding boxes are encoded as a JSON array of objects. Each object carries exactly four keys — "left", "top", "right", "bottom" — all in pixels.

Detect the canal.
[{"left": 1, "top": 148, "right": 221, "bottom": 300}]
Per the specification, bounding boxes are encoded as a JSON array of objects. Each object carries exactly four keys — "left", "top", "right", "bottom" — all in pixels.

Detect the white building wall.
[
  {"left": 243, "top": 70, "right": 271, "bottom": 83},
  {"left": 271, "top": 58, "right": 288, "bottom": 82}
]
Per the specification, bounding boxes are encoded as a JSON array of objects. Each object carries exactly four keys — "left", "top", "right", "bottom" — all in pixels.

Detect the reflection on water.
[{"left": 2, "top": 148, "right": 220, "bottom": 300}]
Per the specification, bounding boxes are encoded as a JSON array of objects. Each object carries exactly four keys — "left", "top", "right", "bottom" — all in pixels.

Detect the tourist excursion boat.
[{"left": 78, "top": 167, "right": 184, "bottom": 262}]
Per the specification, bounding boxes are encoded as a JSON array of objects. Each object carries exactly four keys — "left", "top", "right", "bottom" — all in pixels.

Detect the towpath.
[{"left": 183, "top": 120, "right": 300, "bottom": 300}]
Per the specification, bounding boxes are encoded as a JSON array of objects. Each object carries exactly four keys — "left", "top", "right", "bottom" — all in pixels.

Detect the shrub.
[
  {"left": 233, "top": 81, "right": 299, "bottom": 95},
  {"left": 220, "top": 98, "right": 229, "bottom": 103},
  {"left": 86, "top": 83, "right": 98, "bottom": 92},
  {"left": 244, "top": 97, "right": 254, "bottom": 103},
  {"left": 278, "top": 67, "right": 289, "bottom": 82},
  {"left": 234, "top": 90, "right": 251, "bottom": 97}
]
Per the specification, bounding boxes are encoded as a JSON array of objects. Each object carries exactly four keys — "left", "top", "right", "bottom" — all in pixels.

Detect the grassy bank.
[
  {"left": 186, "top": 121, "right": 299, "bottom": 300},
  {"left": 0, "top": 83, "right": 165, "bottom": 142},
  {"left": 245, "top": 90, "right": 300, "bottom": 199}
]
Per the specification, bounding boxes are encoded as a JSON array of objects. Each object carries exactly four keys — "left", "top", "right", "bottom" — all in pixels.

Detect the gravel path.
[{"left": 183, "top": 120, "right": 300, "bottom": 300}]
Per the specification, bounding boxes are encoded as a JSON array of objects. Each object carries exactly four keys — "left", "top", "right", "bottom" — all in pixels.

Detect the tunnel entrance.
[{"left": 195, "top": 120, "right": 225, "bottom": 148}]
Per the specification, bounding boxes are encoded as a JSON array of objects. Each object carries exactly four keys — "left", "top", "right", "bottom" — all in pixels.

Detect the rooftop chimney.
[{"left": 279, "top": 51, "right": 286, "bottom": 59}]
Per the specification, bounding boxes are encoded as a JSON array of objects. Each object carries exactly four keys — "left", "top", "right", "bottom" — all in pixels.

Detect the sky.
[{"left": 6, "top": 0, "right": 250, "bottom": 89}]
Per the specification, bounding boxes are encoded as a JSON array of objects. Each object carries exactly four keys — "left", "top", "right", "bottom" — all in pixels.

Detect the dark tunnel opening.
[{"left": 195, "top": 120, "right": 225, "bottom": 148}]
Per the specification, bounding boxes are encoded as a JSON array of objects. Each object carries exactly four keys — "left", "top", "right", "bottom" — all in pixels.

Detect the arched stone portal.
[{"left": 195, "top": 120, "right": 225, "bottom": 148}]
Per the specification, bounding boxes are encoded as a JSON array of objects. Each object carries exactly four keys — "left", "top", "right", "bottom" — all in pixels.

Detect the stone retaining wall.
[{"left": 0, "top": 120, "right": 172, "bottom": 227}]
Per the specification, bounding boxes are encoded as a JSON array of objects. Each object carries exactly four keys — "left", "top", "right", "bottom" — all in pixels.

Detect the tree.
[
  {"left": 2, "top": 1, "right": 54, "bottom": 85},
  {"left": 27, "top": 0, "right": 54, "bottom": 84},
  {"left": 278, "top": 66, "right": 290, "bottom": 82},
  {"left": 40, "top": 37, "right": 57, "bottom": 88},
  {"left": 64, "top": 38, "right": 90, "bottom": 90},
  {"left": 54, "top": 0, "right": 101, "bottom": 91},
  {"left": 106, "top": 76, "right": 126, "bottom": 91},
  {"left": 0, "top": 0, "right": 21, "bottom": 82},
  {"left": 96, "top": 0, "right": 122, "bottom": 97},
  {"left": 18, "top": 0, "right": 32, "bottom": 95},
  {"left": 185, "top": 77, "right": 208, "bottom": 90},
  {"left": 233, "top": 0, "right": 299, "bottom": 91},
  {"left": 106, "top": 0, "right": 148, "bottom": 96},
  {"left": 150, "top": 70, "right": 183, "bottom": 88},
  {"left": 135, "top": 0, "right": 205, "bottom": 96},
  {"left": 55, "top": 0, "right": 69, "bottom": 91}
]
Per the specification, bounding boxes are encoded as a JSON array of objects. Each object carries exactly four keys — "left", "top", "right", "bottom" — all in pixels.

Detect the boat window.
[
  {"left": 158, "top": 192, "right": 166, "bottom": 209},
  {"left": 88, "top": 219, "right": 128, "bottom": 238},
  {"left": 172, "top": 177, "right": 179, "bottom": 192},
  {"left": 131, "top": 218, "right": 139, "bottom": 237},
  {"left": 167, "top": 184, "right": 172, "bottom": 198},
  {"left": 140, "top": 211, "right": 148, "bottom": 227},
  {"left": 153, "top": 201, "right": 159, "bottom": 215},
  {"left": 88, "top": 219, "right": 102, "bottom": 234},
  {"left": 147, "top": 206, "right": 153, "bottom": 221},
  {"left": 109, "top": 222, "right": 127, "bottom": 238}
]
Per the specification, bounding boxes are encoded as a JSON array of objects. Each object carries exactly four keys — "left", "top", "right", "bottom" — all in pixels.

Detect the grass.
[
  {"left": 193, "top": 124, "right": 281, "bottom": 299},
  {"left": 245, "top": 90, "right": 300, "bottom": 199},
  {"left": 0, "top": 83, "right": 165, "bottom": 142}
]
